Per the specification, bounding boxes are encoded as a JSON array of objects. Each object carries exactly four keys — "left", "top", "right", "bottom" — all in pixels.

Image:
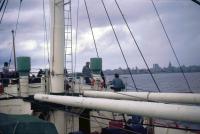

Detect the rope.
[
  {"left": 0, "top": 0, "right": 5, "bottom": 12},
  {"left": 150, "top": 0, "right": 193, "bottom": 93},
  {"left": 7, "top": 0, "right": 22, "bottom": 70},
  {"left": 74, "top": 0, "right": 80, "bottom": 77},
  {"left": 42, "top": 0, "right": 50, "bottom": 67},
  {"left": 3, "top": 91, "right": 200, "bottom": 132},
  {"left": 83, "top": 0, "right": 99, "bottom": 57},
  {"left": 30, "top": 99, "right": 200, "bottom": 133},
  {"left": 69, "top": 0, "right": 74, "bottom": 78},
  {"left": 52, "top": 0, "right": 56, "bottom": 73},
  {"left": 101, "top": 0, "right": 138, "bottom": 91},
  {"left": 7, "top": 0, "right": 22, "bottom": 65},
  {"left": 42, "top": 0, "right": 46, "bottom": 66},
  {"left": 14, "top": 0, "right": 23, "bottom": 38},
  {"left": 1, "top": 95, "right": 141, "bottom": 134},
  {"left": 191, "top": 0, "right": 200, "bottom": 6},
  {"left": 114, "top": 0, "right": 161, "bottom": 92},
  {"left": 0, "top": 0, "right": 8, "bottom": 24},
  {"left": 13, "top": 121, "right": 19, "bottom": 134},
  {"left": 0, "top": 0, "right": 10, "bottom": 64}
]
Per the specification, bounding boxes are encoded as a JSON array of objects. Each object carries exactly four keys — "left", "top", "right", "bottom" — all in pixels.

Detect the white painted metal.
[
  {"left": 34, "top": 94, "right": 200, "bottom": 123},
  {"left": 0, "top": 99, "right": 32, "bottom": 115},
  {"left": 49, "top": 0, "right": 66, "bottom": 133},
  {"left": 50, "top": 111, "right": 66, "bottom": 134},
  {"left": 50, "top": 0, "right": 65, "bottom": 93},
  {"left": 83, "top": 91, "right": 200, "bottom": 104},
  {"left": 19, "top": 76, "right": 29, "bottom": 97}
]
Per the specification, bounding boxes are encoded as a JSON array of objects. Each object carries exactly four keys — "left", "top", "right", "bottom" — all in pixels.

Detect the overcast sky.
[{"left": 0, "top": 0, "right": 200, "bottom": 72}]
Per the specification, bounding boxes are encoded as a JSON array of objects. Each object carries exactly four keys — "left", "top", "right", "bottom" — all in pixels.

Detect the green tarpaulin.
[{"left": 0, "top": 113, "right": 58, "bottom": 134}]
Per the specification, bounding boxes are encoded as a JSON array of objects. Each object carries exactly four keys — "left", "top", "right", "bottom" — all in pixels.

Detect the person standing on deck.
[
  {"left": 2, "top": 62, "right": 9, "bottom": 74},
  {"left": 111, "top": 73, "right": 125, "bottom": 92},
  {"left": 82, "top": 62, "right": 92, "bottom": 84},
  {"left": 2, "top": 62, "right": 9, "bottom": 87}
]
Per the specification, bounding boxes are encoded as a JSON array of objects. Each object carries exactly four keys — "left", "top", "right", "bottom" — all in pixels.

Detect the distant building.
[
  {"left": 167, "top": 62, "right": 174, "bottom": 72},
  {"left": 135, "top": 66, "right": 139, "bottom": 74},
  {"left": 153, "top": 64, "right": 161, "bottom": 73}
]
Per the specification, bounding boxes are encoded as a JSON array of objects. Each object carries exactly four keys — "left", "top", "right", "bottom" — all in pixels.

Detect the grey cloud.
[{"left": 0, "top": 0, "right": 200, "bottom": 71}]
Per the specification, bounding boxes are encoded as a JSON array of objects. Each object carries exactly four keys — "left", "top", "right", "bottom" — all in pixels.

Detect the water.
[{"left": 106, "top": 72, "right": 200, "bottom": 93}]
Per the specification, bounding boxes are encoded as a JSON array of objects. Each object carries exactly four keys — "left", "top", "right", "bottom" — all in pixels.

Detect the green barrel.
[
  {"left": 90, "top": 58, "right": 102, "bottom": 74},
  {"left": 17, "top": 56, "right": 31, "bottom": 76}
]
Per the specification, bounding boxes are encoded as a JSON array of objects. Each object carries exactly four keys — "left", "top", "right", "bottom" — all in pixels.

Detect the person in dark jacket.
[
  {"left": 101, "top": 71, "right": 107, "bottom": 88},
  {"left": 2, "top": 62, "right": 9, "bottom": 74},
  {"left": 111, "top": 73, "right": 125, "bottom": 92},
  {"left": 2, "top": 62, "right": 9, "bottom": 87},
  {"left": 82, "top": 62, "right": 92, "bottom": 84}
]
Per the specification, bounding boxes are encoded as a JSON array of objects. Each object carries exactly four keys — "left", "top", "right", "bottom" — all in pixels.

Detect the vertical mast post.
[
  {"left": 49, "top": 0, "right": 66, "bottom": 133},
  {"left": 11, "top": 30, "right": 17, "bottom": 71}
]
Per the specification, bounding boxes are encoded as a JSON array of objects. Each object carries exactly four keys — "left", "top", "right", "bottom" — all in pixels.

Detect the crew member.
[
  {"left": 111, "top": 73, "right": 125, "bottom": 92},
  {"left": 2, "top": 62, "right": 9, "bottom": 87},
  {"left": 2, "top": 62, "right": 9, "bottom": 74},
  {"left": 82, "top": 62, "right": 92, "bottom": 84}
]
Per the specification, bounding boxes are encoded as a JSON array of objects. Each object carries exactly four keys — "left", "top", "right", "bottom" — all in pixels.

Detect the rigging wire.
[
  {"left": 74, "top": 0, "right": 80, "bottom": 76},
  {"left": 83, "top": 0, "right": 111, "bottom": 89},
  {"left": 0, "top": 0, "right": 8, "bottom": 24},
  {"left": 191, "top": 0, "right": 200, "bottom": 6},
  {"left": 65, "top": 111, "right": 141, "bottom": 134},
  {"left": 0, "top": 0, "right": 5, "bottom": 12},
  {"left": 3, "top": 90, "right": 200, "bottom": 132},
  {"left": 27, "top": 100, "right": 141, "bottom": 134},
  {"left": 42, "top": 0, "right": 50, "bottom": 67},
  {"left": 91, "top": 114, "right": 200, "bottom": 132},
  {"left": 100, "top": 0, "right": 138, "bottom": 91},
  {"left": 52, "top": 0, "right": 56, "bottom": 74},
  {"left": 14, "top": 0, "right": 22, "bottom": 38},
  {"left": 1, "top": 91, "right": 140, "bottom": 134},
  {"left": 114, "top": 0, "right": 161, "bottom": 92},
  {"left": 83, "top": 0, "right": 99, "bottom": 57},
  {"left": 8, "top": 0, "right": 22, "bottom": 68},
  {"left": 150, "top": 0, "right": 193, "bottom": 93},
  {"left": 43, "top": 0, "right": 46, "bottom": 67},
  {"left": 65, "top": 109, "right": 200, "bottom": 133},
  {"left": 2, "top": 91, "right": 200, "bottom": 132},
  {"left": 69, "top": 0, "right": 74, "bottom": 80}
]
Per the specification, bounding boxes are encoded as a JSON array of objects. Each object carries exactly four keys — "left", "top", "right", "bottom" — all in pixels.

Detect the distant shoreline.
[
  {"left": 103, "top": 71, "right": 200, "bottom": 76},
  {"left": 103, "top": 64, "right": 200, "bottom": 75}
]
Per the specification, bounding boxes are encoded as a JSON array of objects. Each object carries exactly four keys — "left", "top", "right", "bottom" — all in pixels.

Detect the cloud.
[{"left": 0, "top": 0, "right": 200, "bottom": 71}]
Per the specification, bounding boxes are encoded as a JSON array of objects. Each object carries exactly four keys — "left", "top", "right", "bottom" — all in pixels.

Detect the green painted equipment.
[
  {"left": 17, "top": 57, "right": 31, "bottom": 76},
  {"left": 0, "top": 113, "right": 58, "bottom": 134},
  {"left": 90, "top": 58, "right": 102, "bottom": 74}
]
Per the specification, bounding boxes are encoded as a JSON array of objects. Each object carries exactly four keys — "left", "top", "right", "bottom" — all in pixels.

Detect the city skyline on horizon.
[{"left": 0, "top": 0, "right": 200, "bottom": 72}]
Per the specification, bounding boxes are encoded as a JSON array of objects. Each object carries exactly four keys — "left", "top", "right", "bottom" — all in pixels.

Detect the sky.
[{"left": 0, "top": 0, "right": 200, "bottom": 72}]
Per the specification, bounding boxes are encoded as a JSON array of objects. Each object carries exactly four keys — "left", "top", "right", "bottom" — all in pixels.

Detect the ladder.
[{"left": 64, "top": 0, "right": 73, "bottom": 79}]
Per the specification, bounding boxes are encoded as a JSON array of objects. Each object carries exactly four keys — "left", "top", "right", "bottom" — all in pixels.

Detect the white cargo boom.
[
  {"left": 34, "top": 94, "right": 200, "bottom": 123},
  {"left": 83, "top": 91, "right": 200, "bottom": 104}
]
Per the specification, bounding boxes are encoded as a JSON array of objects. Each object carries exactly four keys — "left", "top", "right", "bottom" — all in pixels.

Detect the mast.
[
  {"left": 11, "top": 30, "right": 17, "bottom": 71},
  {"left": 49, "top": 0, "right": 65, "bottom": 133}
]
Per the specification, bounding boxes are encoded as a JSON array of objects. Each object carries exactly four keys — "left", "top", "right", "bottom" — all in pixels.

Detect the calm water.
[{"left": 106, "top": 72, "right": 200, "bottom": 93}]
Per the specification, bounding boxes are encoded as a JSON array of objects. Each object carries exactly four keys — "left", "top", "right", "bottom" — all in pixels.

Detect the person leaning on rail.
[{"left": 111, "top": 73, "right": 125, "bottom": 92}]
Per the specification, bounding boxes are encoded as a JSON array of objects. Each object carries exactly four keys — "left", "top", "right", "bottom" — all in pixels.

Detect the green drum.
[
  {"left": 90, "top": 58, "right": 102, "bottom": 74},
  {"left": 17, "top": 57, "right": 31, "bottom": 76}
]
